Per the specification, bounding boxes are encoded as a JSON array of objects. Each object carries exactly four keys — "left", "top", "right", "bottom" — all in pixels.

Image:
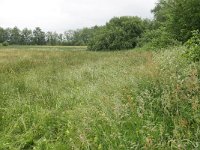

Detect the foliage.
[
  {"left": 138, "top": 27, "right": 179, "bottom": 49},
  {"left": 10, "top": 26, "right": 21, "bottom": 44},
  {"left": 60, "top": 27, "right": 97, "bottom": 46},
  {"left": 169, "top": 0, "right": 200, "bottom": 42},
  {"left": 87, "top": 26, "right": 109, "bottom": 50},
  {"left": 2, "top": 41, "right": 9, "bottom": 46},
  {"left": 33, "top": 27, "right": 46, "bottom": 45},
  {"left": 152, "top": 0, "right": 200, "bottom": 42},
  {"left": 138, "top": 0, "right": 200, "bottom": 49},
  {"left": 0, "top": 27, "right": 5, "bottom": 43},
  {"left": 20, "top": 28, "right": 33, "bottom": 45},
  {"left": 0, "top": 26, "right": 96, "bottom": 46},
  {"left": 0, "top": 28, "right": 11, "bottom": 44},
  {"left": 184, "top": 30, "right": 200, "bottom": 62},
  {"left": 46, "top": 32, "right": 62, "bottom": 46},
  {"left": 151, "top": 0, "right": 170, "bottom": 27},
  {"left": 73, "top": 28, "right": 95, "bottom": 46},
  {"left": 88, "top": 16, "right": 144, "bottom": 51}
]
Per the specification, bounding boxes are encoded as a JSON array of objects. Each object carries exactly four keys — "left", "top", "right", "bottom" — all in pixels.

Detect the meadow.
[{"left": 0, "top": 46, "right": 199, "bottom": 149}]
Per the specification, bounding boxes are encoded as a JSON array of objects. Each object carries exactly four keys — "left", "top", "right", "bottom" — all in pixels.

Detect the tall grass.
[
  {"left": 133, "top": 47, "right": 200, "bottom": 149},
  {"left": 0, "top": 46, "right": 199, "bottom": 149}
]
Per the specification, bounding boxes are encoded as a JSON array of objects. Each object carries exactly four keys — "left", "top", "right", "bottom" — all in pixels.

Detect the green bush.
[
  {"left": 2, "top": 41, "right": 9, "bottom": 46},
  {"left": 88, "top": 16, "right": 144, "bottom": 51},
  {"left": 184, "top": 30, "right": 200, "bottom": 62},
  {"left": 138, "top": 27, "right": 179, "bottom": 50}
]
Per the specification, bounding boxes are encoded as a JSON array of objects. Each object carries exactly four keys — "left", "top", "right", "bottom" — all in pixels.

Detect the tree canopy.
[
  {"left": 88, "top": 16, "right": 144, "bottom": 51},
  {"left": 152, "top": 0, "right": 200, "bottom": 42}
]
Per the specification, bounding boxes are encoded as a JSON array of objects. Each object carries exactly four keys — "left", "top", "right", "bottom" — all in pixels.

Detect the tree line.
[
  {"left": 0, "top": 26, "right": 94, "bottom": 46},
  {"left": 88, "top": 0, "right": 199, "bottom": 50},
  {"left": 138, "top": 0, "right": 200, "bottom": 49},
  {"left": 0, "top": 0, "right": 199, "bottom": 50},
  {"left": 0, "top": 18, "right": 149, "bottom": 49}
]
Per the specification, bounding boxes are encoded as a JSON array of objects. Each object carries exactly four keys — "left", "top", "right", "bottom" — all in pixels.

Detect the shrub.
[
  {"left": 2, "top": 41, "right": 9, "bottom": 46},
  {"left": 184, "top": 30, "right": 200, "bottom": 62},
  {"left": 137, "top": 27, "right": 180, "bottom": 50},
  {"left": 88, "top": 16, "right": 144, "bottom": 51}
]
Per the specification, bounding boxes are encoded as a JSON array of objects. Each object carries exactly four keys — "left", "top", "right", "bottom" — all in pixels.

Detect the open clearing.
[{"left": 0, "top": 46, "right": 199, "bottom": 149}]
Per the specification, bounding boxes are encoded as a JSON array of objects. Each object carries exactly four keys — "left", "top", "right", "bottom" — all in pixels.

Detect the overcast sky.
[{"left": 0, "top": 0, "right": 157, "bottom": 33}]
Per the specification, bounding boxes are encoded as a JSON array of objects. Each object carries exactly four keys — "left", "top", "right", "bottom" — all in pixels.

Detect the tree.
[
  {"left": 63, "top": 28, "right": 94, "bottom": 46},
  {"left": 151, "top": 0, "right": 169, "bottom": 27},
  {"left": 10, "top": 26, "right": 21, "bottom": 44},
  {"left": 4, "top": 28, "right": 12, "bottom": 43},
  {"left": 63, "top": 30, "right": 75, "bottom": 45},
  {"left": 21, "top": 28, "right": 33, "bottom": 45},
  {"left": 0, "top": 27, "right": 5, "bottom": 43},
  {"left": 88, "top": 16, "right": 144, "bottom": 51},
  {"left": 138, "top": 27, "right": 179, "bottom": 49},
  {"left": 169, "top": 0, "right": 200, "bottom": 42},
  {"left": 152, "top": 0, "right": 200, "bottom": 42},
  {"left": 57, "top": 34, "right": 63, "bottom": 45},
  {"left": 72, "top": 28, "right": 94, "bottom": 45},
  {"left": 33, "top": 27, "right": 46, "bottom": 45},
  {"left": 46, "top": 32, "right": 57, "bottom": 46}
]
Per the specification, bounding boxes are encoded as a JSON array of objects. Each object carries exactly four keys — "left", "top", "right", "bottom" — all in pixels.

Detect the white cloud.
[{"left": 0, "top": 0, "right": 157, "bottom": 32}]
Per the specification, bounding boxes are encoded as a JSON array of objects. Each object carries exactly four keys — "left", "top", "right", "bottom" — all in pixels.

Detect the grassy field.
[{"left": 0, "top": 46, "right": 199, "bottom": 149}]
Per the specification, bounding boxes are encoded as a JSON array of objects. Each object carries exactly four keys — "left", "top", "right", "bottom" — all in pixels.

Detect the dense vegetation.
[
  {"left": 87, "top": 16, "right": 145, "bottom": 50},
  {"left": 152, "top": 0, "right": 200, "bottom": 42},
  {"left": 184, "top": 30, "right": 200, "bottom": 62},
  {"left": 0, "top": 27, "right": 94, "bottom": 46},
  {"left": 88, "top": 0, "right": 200, "bottom": 50}
]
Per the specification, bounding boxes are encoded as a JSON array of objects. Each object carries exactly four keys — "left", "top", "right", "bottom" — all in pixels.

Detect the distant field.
[
  {"left": 0, "top": 45, "right": 87, "bottom": 51},
  {"left": 0, "top": 46, "right": 199, "bottom": 149}
]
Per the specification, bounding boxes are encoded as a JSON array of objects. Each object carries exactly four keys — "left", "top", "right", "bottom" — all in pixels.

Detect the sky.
[{"left": 0, "top": 0, "right": 157, "bottom": 33}]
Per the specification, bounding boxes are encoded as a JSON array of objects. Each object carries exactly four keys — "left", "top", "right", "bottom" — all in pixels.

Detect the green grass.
[{"left": 0, "top": 46, "right": 199, "bottom": 149}]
